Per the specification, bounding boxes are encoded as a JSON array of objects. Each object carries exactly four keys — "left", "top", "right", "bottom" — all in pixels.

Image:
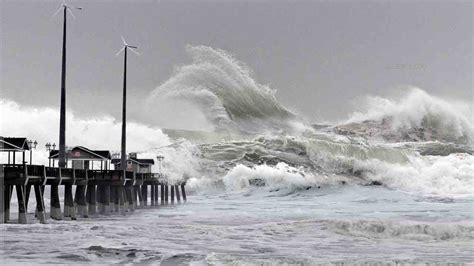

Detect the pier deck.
[{"left": 1, "top": 164, "right": 186, "bottom": 224}]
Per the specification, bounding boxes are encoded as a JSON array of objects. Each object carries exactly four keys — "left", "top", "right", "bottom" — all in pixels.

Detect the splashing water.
[
  {"left": 1, "top": 45, "right": 473, "bottom": 264},
  {"left": 149, "top": 45, "right": 299, "bottom": 133}
]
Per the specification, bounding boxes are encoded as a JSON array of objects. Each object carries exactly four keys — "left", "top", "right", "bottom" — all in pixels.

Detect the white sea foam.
[
  {"left": 352, "top": 153, "right": 474, "bottom": 197},
  {"left": 345, "top": 87, "right": 474, "bottom": 144},
  {"left": 325, "top": 219, "right": 474, "bottom": 241}
]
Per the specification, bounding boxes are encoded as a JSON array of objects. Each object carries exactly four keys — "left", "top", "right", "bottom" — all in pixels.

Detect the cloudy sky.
[{"left": 1, "top": 0, "right": 472, "bottom": 125}]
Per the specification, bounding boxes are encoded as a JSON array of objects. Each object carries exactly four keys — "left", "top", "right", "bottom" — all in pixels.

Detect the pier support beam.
[
  {"left": 16, "top": 185, "right": 27, "bottom": 224},
  {"left": 150, "top": 184, "right": 155, "bottom": 206},
  {"left": 170, "top": 185, "right": 175, "bottom": 205},
  {"left": 50, "top": 185, "right": 62, "bottom": 220},
  {"left": 136, "top": 185, "right": 142, "bottom": 208},
  {"left": 175, "top": 185, "right": 181, "bottom": 204},
  {"left": 154, "top": 184, "right": 159, "bottom": 206},
  {"left": 126, "top": 187, "right": 134, "bottom": 212},
  {"left": 181, "top": 183, "right": 187, "bottom": 203},
  {"left": 160, "top": 184, "right": 165, "bottom": 205},
  {"left": 113, "top": 186, "right": 119, "bottom": 213},
  {"left": 119, "top": 187, "right": 126, "bottom": 215},
  {"left": 103, "top": 186, "right": 110, "bottom": 215},
  {"left": 25, "top": 185, "right": 32, "bottom": 213},
  {"left": 64, "top": 184, "right": 76, "bottom": 220},
  {"left": 97, "top": 186, "right": 104, "bottom": 214},
  {"left": 0, "top": 174, "right": 4, "bottom": 223},
  {"left": 86, "top": 184, "right": 96, "bottom": 216},
  {"left": 141, "top": 185, "right": 147, "bottom": 207},
  {"left": 4, "top": 185, "right": 11, "bottom": 223},
  {"left": 34, "top": 185, "right": 46, "bottom": 224},
  {"left": 75, "top": 185, "right": 87, "bottom": 218},
  {"left": 165, "top": 184, "right": 169, "bottom": 205}
]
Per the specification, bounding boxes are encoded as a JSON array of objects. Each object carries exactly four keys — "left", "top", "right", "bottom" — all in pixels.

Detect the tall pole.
[
  {"left": 120, "top": 47, "right": 128, "bottom": 170},
  {"left": 58, "top": 6, "right": 67, "bottom": 168}
]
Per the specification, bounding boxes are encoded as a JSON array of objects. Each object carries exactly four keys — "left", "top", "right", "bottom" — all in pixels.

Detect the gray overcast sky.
[{"left": 1, "top": 0, "right": 472, "bottom": 125}]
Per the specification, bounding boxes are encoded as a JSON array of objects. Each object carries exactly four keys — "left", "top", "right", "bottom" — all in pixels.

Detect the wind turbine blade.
[
  {"left": 129, "top": 47, "right": 140, "bottom": 56},
  {"left": 128, "top": 45, "right": 138, "bottom": 49},
  {"left": 50, "top": 6, "right": 63, "bottom": 20},
  {"left": 121, "top": 36, "right": 127, "bottom": 46},
  {"left": 67, "top": 7, "right": 76, "bottom": 19},
  {"left": 115, "top": 46, "right": 126, "bottom": 57}
]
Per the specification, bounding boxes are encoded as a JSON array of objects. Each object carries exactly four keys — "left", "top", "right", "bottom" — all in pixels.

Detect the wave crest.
[
  {"left": 325, "top": 219, "right": 474, "bottom": 241},
  {"left": 339, "top": 87, "right": 474, "bottom": 145},
  {"left": 149, "top": 45, "right": 298, "bottom": 133}
]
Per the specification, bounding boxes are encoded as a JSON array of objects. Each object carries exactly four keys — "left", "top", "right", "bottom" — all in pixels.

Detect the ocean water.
[
  {"left": 1, "top": 45, "right": 473, "bottom": 264},
  {"left": 1, "top": 187, "right": 473, "bottom": 264}
]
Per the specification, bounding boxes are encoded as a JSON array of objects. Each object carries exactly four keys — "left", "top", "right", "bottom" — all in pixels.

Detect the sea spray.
[
  {"left": 340, "top": 87, "right": 474, "bottom": 145},
  {"left": 148, "top": 45, "right": 299, "bottom": 133},
  {"left": 0, "top": 99, "right": 171, "bottom": 171}
]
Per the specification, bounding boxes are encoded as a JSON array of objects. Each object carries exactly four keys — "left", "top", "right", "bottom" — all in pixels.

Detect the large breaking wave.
[
  {"left": 335, "top": 87, "right": 474, "bottom": 146},
  {"left": 146, "top": 46, "right": 473, "bottom": 198},
  {"left": 149, "top": 45, "right": 299, "bottom": 133},
  {"left": 2, "top": 45, "right": 473, "bottom": 198}
]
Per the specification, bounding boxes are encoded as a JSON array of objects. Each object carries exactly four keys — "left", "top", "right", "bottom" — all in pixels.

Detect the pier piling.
[
  {"left": 25, "top": 185, "right": 32, "bottom": 213},
  {"left": 118, "top": 187, "right": 126, "bottom": 215},
  {"left": 160, "top": 184, "right": 165, "bottom": 205},
  {"left": 75, "top": 185, "right": 87, "bottom": 218},
  {"left": 151, "top": 184, "right": 155, "bottom": 206},
  {"left": 4, "top": 185, "right": 11, "bottom": 223},
  {"left": 2, "top": 165, "right": 187, "bottom": 224},
  {"left": 181, "top": 183, "right": 187, "bottom": 203},
  {"left": 141, "top": 185, "right": 147, "bottom": 207},
  {"left": 97, "top": 186, "right": 104, "bottom": 214},
  {"left": 33, "top": 185, "right": 46, "bottom": 224},
  {"left": 127, "top": 187, "right": 134, "bottom": 211},
  {"left": 113, "top": 186, "right": 119, "bottom": 213},
  {"left": 170, "top": 185, "right": 175, "bottom": 205},
  {"left": 16, "top": 185, "right": 27, "bottom": 224},
  {"left": 86, "top": 184, "right": 96, "bottom": 216},
  {"left": 175, "top": 185, "right": 181, "bottom": 204},
  {"left": 64, "top": 184, "right": 76, "bottom": 220},
  {"left": 50, "top": 185, "right": 62, "bottom": 220},
  {"left": 154, "top": 185, "right": 159, "bottom": 206},
  {"left": 104, "top": 186, "right": 111, "bottom": 215},
  {"left": 136, "top": 186, "right": 143, "bottom": 208}
]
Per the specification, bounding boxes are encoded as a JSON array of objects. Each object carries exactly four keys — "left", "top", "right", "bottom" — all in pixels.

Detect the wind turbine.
[
  {"left": 51, "top": 0, "right": 82, "bottom": 221},
  {"left": 115, "top": 37, "right": 139, "bottom": 171},
  {"left": 53, "top": 0, "right": 82, "bottom": 169}
]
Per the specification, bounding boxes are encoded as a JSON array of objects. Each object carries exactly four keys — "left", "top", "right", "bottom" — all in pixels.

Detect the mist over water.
[{"left": 1, "top": 45, "right": 473, "bottom": 263}]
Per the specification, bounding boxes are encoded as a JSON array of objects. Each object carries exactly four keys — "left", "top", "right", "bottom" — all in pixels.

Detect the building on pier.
[
  {"left": 111, "top": 153, "right": 154, "bottom": 173},
  {"left": 0, "top": 137, "right": 31, "bottom": 164},
  {"left": 49, "top": 146, "right": 112, "bottom": 170}
]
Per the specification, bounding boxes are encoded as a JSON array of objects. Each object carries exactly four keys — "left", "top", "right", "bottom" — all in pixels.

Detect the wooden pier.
[{"left": 1, "top": 164, "right": 186, "bottom": 224}]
